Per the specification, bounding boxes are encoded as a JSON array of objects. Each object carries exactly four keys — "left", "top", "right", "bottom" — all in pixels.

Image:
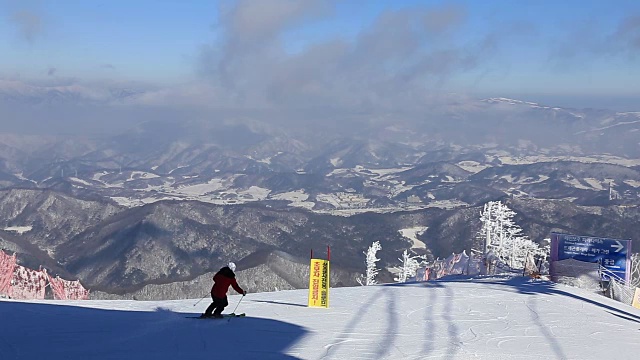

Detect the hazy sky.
[{"left": 1, "top": 0, "right": 639, "bottom": 112}]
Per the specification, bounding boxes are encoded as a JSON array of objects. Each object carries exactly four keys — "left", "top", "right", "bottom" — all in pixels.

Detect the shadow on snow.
[
  {"left": 382, "top": 275, "right": 640, "bottom": 359},
  {"left": 0, "top": 301, "right": 307, "bottom": 360},
  {"left": 249, "top": 299, "right": 307, "bottom": 308},
  {"left": 431, "top": 274, "right": 640, "bottom": 322}
]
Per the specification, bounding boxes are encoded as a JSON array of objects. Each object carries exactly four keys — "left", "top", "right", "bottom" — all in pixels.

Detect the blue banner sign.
[{"left": 550, "top": 233, "right": 632, "bottom": 281}]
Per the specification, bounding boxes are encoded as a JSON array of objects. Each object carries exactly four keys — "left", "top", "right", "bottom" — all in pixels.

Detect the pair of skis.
[{"left": 187, "top": 313, "right": 246, "bottom": 319}]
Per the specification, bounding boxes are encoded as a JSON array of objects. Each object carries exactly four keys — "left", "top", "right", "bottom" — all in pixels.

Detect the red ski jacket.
[{"left": 211, "top": 266, "right": 244, "bottom": 298}]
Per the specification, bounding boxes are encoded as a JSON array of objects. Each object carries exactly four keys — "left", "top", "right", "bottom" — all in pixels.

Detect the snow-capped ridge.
[{"left": 482, "top": 97, "right": 541, "bottom": 106}]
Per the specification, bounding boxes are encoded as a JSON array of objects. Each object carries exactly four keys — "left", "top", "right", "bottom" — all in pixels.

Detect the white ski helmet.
[{"left": 228, "top": 262, "right": 236, "bottom": 271}]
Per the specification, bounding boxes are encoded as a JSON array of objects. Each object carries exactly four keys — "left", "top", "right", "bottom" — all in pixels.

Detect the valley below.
[{"left": 1, "top": 94, "right": 639, "bottom": 299}]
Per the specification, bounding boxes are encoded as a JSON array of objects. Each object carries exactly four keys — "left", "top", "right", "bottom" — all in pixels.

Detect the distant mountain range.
[{"left": 0, "top": 85, "right": 639, "bottom": 298}]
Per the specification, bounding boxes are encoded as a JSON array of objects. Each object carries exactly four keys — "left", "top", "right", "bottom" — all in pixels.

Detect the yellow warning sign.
[
  {"left": 632, "top": 288, "right": 640, "bottom": 310},
  {"left": 307, "top": 259, "right": 330, "bottom": 308}
]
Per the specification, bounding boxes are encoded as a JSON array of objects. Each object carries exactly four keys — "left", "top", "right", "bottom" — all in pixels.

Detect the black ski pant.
[{"left": 204, "top": 296, "right": 228, "bottom": 316}]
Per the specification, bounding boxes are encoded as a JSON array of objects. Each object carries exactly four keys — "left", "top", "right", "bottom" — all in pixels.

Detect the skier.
[{"left": 201, "top": 262, "right": 246, "bottom": 318}]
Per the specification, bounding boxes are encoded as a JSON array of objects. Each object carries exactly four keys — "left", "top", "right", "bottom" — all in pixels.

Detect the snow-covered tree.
[
  {"left": 478, "top": 201, "right": 548, "bottom": 270},
  {"left": 478, "top": 201, "right": 519, "bottom": 254},
  {"left": 631, "top": 253, "right": 640, "bottom": 288},
  {"left": 357, "top": 241, "right": 382, "bottom": 286},
  {"left": 394, "top": 250, "right": 422, "bottom": 283}
]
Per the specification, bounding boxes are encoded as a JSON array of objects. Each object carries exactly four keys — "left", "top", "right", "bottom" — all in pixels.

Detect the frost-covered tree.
[
  {"left": 501, "top": 237, "right": 549, "bottom": 269},
  {"left": 631, "top": 253, "right": 640, "bottom": 288},
  {"left": 478, "top": 201, "right": 547, "bottom": 270},
  {"left": 357, "top": 241, "right": 382, "bottom": 286},
  {"left": 394, "top": 250, "right": 422, "bottom": 283},
  {"left": 478, "top": 201, "right": 519, "bottom": 254}
]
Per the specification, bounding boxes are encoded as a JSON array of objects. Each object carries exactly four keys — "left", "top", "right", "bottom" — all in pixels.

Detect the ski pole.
[
  {"left": 193, "top": 294, "right": 208, "bottom": 307},
  {"left": 230, "top": 293, "right": 245, "bottom": 315}
]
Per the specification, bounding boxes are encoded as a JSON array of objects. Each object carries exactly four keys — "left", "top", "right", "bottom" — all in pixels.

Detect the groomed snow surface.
[{"left": 2, "top": 276, "right": 640, "bottom": 360}]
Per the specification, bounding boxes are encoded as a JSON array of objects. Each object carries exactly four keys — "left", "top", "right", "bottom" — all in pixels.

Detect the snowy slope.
[{"left": 1, "top": 276, "right": 640, "bottom": 360}]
